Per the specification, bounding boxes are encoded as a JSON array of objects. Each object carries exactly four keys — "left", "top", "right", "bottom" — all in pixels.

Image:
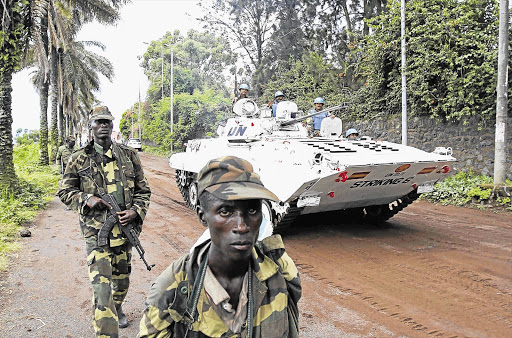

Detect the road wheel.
[
  {"left": 177, "top": 170, "right": 188, "bottom": 187},
  {"left": 363, "top": 204, "right": 393, "bottom": 224},
  {"left": 187, "top": 182, "right": 198, "bottom": 210},
  {"left": 176, "top": 170, "right": 190, "bottom": 205}
]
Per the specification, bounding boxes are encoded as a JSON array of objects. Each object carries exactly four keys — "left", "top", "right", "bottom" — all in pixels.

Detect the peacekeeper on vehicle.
[
  {"left": 138, "top": 156, "right": 301, "bottom": 338},
  {"left": 320, "top": 111, "right": 343, "bottom": 138},
  {"left": 232, "top": 83, "right": 250, "bottom": 105},
  {"left": 307, "top": 97, "right": 328, "bottom": 137},
  {"left": 58, "top": 105, "right": 151, "bottom": 336},
  {"left": 270, "top": 90, "right": 285, "bottom": 117},
  {"left": 346, "top": 128, "right": 359, "bottom": 140},
  {"left": 55, "top": 136, "right": 76, "bottom": 175}
]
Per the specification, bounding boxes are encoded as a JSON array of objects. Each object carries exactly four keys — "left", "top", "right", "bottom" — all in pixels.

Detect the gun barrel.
[{"left": 280, "top": 103, "right": 348, "bottom": 127}]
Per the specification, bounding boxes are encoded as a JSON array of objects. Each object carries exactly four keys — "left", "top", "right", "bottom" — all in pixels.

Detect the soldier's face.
[
  {"left": 240, "top": 89, "right": 248, "bottom": 96},
  {"left": 90, "top": 119, "right": 113, "bottom": 140},
  {"left": 68, "top": 141, "right": 75, "bottom": 148},
  {"left": 199, "top": 195, "right": 262, "bottom": 263},
  {"left": 314, "top": 103, "right": 323, "bottom": 111}
]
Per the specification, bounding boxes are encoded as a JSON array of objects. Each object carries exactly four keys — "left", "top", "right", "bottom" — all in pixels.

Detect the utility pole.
[
  {"left": 161, "top": 44, "right": 164, "bottom": 99},
  {"left": 138, "top": 86, "right": 142, "bottom": 139},
  {"left": 131, "top": 113, "right": 133, "bottom": 138},
  {"left": 401, "top": 0, "right": 408, "bottom": 146},
  {"left": 170, "top": 47, "right": 174, "bottom": 154},
  {"left": 494, "top": 0, "right": 509, "bottom": 185}
]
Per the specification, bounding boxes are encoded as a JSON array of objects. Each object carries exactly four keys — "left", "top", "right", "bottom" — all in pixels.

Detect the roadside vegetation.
[
  {"left": 0, "top": 144, "right": 59, "bottom": 270},
  {"left": 423, "top": 171, "right": 512, "bottom": 211}
]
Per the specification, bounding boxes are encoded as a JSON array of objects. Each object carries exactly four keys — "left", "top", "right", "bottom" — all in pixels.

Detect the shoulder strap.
[{"left": 183, "top": 252, "right": 208, "bottom": 336}]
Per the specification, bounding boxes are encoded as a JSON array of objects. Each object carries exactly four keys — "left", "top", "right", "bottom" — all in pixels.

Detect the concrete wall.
[{"left": 343, "top": 115, "right": 512, "bottom": 180}]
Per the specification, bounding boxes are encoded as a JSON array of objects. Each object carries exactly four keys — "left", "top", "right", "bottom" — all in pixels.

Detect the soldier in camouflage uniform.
[
  {"left": 58, "top": 106, "right": 151, "bottom": 337},
  {"left": 55, "top": 136, "right": 76, "bottom": 174},
  {"left": 138, "top": 156, "right": 301, "bottom": 337}
]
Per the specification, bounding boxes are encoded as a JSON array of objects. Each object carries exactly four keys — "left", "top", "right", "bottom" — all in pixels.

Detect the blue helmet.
[
  {"left": 314, "top": 97, "right": 325, "bottom": 104},
  {"left": 239, "top": 83, "right": 249, "bottom": 90},
  {"left": 274, "top": 91, "right": 284, "bottom": 98},
  {"left": 346, "top": 128, "right": 359, "bottom": 137}
]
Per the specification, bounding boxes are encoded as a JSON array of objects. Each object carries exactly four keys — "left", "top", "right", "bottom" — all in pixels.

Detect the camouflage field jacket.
[
  {"left": 138, "top": 235, "right": 301, "bottom": 338},
  {"left": 55, "top": 145, "right": 74, "bottom": 173},
  {"left": 57, "top": 141, "right": 151, "bottom": 240}
]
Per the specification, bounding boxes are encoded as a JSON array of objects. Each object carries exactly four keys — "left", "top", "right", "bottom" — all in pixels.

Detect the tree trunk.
[
  {"left": 49, "top": 45, "right": 59, "bottom": 161},
  {"left": 39, "top": 78, "right": 49, "bottom": 165},
  {"left": 58, "top": 102, "right": 64, "bottom": 142},
  {"left": 341, "top": 1, "right": 353, "bottom": 41},
  {"left": 363, "top": 0, "right": 370, "bottom": 36},
  {"left": 39, "top": 12, "right": 49, "bottom": 166},
  {"left": 0, "top": 71, "right": 18, "bottom": 192}
]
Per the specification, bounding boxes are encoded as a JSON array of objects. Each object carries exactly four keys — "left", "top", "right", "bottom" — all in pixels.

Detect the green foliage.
[
  {"left": 355, "top": 0, "right": 508, "bottom": 120},
  {"left": 142, "top": 145, "right": 171, "bottom": 157},
  {"left": 422, "top": 170, "right": 494, "bottom": 206},
  {"left": 466, "top": 186, "right": 492, "bottom": 201},
  {"left": 0, "top": 0, "right": 31, "bottom": 74},
  {"left": 0, "top": 221, "right": 21, "bottom": 270},
  {"left": 496, "top": 196, "right": 512, "bottom": 210},
  {"left": 15, "top": 129, "right": 39, "bottom": 145},
  {"left": 262, "top": 52, "right": 351, "bottom": 112},
  {"left": 171, "top": 90, "right": 230, "bottom": 150},
  {"left": 141, "top": 29, "right": 235, "bottom": 103},
  {"left": 0, "top": 144, "right": 60, "bottom": 270},
  {"left": 128, "top": 90, "right": 230, "bottom": 153}
]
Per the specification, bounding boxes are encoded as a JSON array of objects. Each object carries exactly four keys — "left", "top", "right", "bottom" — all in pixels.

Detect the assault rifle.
[{"left": 78, "top": 166, "right": 154, "bottom": 271}]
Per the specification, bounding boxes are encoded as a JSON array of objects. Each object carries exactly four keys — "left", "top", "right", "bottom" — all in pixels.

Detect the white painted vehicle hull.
[{"left": 170, "top": 133, "right": 455, "bottom": 226}]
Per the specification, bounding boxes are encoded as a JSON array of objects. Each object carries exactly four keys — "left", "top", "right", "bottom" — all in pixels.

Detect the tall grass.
[{"left": 0, "top": 144, "right": 60, "bottom": 270}]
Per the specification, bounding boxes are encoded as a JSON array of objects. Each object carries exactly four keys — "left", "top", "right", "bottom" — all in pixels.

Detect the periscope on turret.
[{"left": 169, "top": 98, "right": 456, "bottom": 229}]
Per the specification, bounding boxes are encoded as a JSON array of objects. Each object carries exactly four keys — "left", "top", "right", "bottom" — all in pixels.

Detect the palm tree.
[
  {"left": 60, "top": 40, "right": 114, "bottom": 138},
  {"left": 0, "top": 1, "right": 31, "bottom": 192},
  {"left": 30, "top": 0, "right": 127, "bottom": 164}
]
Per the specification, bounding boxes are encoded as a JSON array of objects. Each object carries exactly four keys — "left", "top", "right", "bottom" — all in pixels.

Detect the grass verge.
[{"left": 0, "top": 144, "right": 60, "bottom": 270}]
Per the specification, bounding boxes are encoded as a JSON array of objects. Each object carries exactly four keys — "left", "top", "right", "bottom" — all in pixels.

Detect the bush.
[
  {"left": 0, "top": 144, "right": 60, "bottom": 270},
  {"left": 422, "top": 170, "right": 499, "bottom": 206}
]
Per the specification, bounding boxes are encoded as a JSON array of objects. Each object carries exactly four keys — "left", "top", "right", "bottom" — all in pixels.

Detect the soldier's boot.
[{"left": 116, "top": 305, "right": 128, "bottom": 328}]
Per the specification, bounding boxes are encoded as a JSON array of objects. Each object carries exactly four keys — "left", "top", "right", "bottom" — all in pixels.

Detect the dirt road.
[{"left": 1, "top": 152, "right": 511, "bottom": 337}]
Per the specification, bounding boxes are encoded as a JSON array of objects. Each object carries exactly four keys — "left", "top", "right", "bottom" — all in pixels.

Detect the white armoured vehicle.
[{"left": 169, "top": 99, "right": 456, "bottom": 228}]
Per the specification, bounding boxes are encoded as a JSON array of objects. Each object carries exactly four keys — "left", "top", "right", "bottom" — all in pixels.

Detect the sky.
[{"left": 11, "top": 0, "right": 203, "bottom": 134}]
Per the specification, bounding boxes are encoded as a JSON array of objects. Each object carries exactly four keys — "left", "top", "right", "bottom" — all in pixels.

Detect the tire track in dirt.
[{"left": 281, "top": 212, "right": 512, "bottom": 337}]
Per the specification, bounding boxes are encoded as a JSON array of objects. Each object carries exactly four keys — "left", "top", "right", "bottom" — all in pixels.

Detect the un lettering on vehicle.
[
  {"left": 227, "top": 126, "right": 247, "bottom": 137},
  {"left": 349, "top": 176, "right": 413, "bottom": 188}
]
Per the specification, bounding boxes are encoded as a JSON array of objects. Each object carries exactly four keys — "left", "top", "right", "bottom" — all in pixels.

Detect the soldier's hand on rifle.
[
  {"left": 86, "top": 196, "right": 112, "bottom": 210},
  {"left": 117, "top": 210, "right": 137, "bottom": 226}
]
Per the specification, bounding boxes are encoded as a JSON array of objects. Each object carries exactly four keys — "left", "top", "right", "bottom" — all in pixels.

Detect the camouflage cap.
[
  {"left": 197, "top": 156, "right": 279, "bottom": 201},
  {"left": 89, "top": 106, "right": 114, "bottom": 122}
]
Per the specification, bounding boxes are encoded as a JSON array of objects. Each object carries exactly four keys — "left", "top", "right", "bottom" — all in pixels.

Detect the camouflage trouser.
[{"left": 86, "top": 238, "right": 132, "bottom": 337}]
